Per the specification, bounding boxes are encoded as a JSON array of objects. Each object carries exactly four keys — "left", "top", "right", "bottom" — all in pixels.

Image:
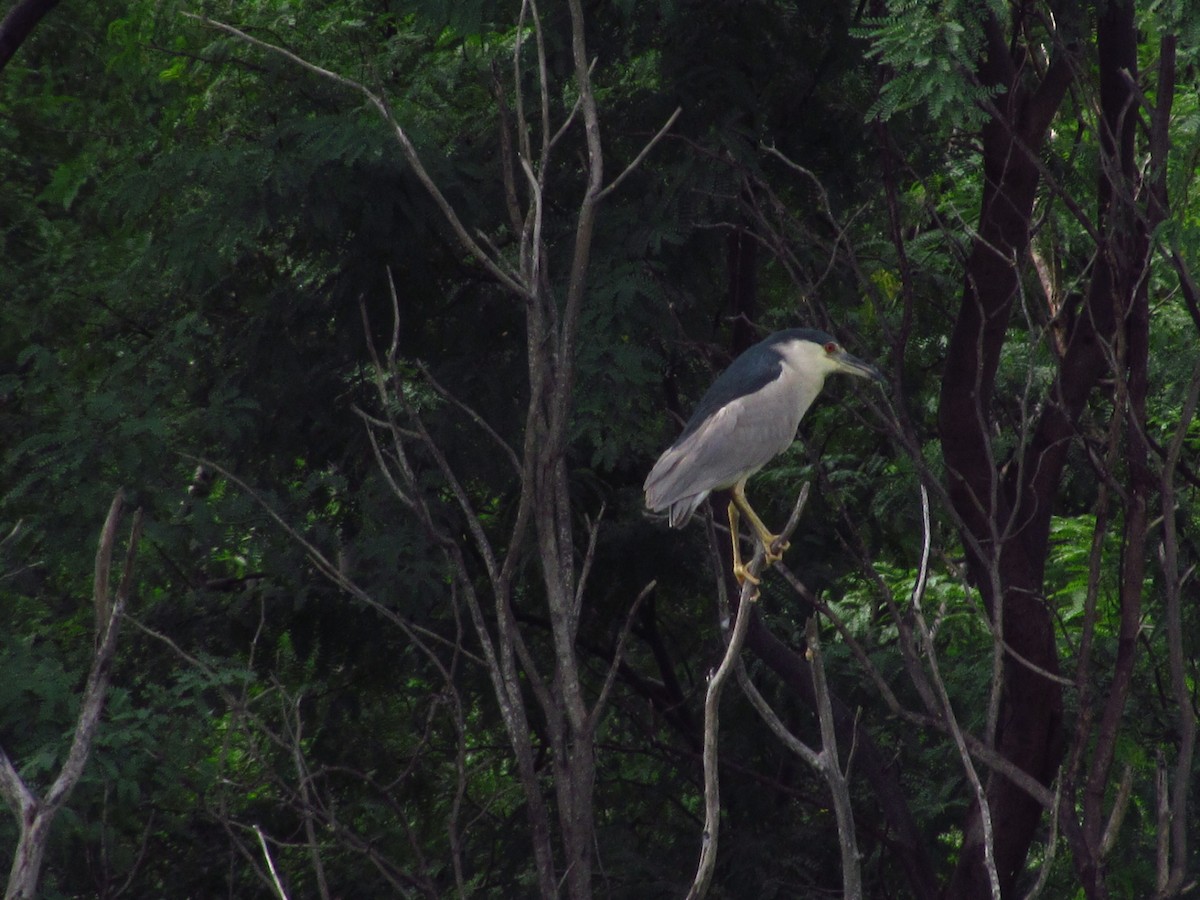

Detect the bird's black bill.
[{"left": 833, "top": 349, "right": 886, "bottom": 384}]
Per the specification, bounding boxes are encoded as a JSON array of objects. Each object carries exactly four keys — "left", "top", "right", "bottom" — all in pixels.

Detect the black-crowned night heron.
[{"left": 644, "top": 329, "right": 884, "bottom": 584}]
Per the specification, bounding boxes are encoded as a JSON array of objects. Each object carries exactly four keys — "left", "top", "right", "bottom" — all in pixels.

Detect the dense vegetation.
[{"left": 1, "top": 0, "right": 1197, "bottom": 897}]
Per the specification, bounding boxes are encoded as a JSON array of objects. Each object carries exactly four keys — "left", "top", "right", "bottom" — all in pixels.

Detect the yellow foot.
[
  {"left": 733, "top": 562, "right": 761, "bottom": 586},
  {"left": 765, "top": 538, "right": 790, "bottom": 564}
]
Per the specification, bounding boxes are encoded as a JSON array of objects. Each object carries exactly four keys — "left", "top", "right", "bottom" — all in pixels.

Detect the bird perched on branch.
[{"left": 644, "top": 329, "right": 884, "bottom": 584}]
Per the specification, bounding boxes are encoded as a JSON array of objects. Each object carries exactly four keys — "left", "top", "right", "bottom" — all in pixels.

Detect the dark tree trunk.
[
  {"left": 942, "top": 3, "right": 1169, "bottom": 895},
  {"left": 0, "top": 0, "right": 60, "bottom": 73},
  {"left": 1059, "top": 6, "right": 1169, "bottom": 897},
  {"left": 939, "top": 14, "right": 1076, "bottom": 898}
]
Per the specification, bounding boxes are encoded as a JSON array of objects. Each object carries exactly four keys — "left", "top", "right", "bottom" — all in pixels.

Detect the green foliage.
[{"left": 854, "top": 0, "right": 1004, "bottom": 128}]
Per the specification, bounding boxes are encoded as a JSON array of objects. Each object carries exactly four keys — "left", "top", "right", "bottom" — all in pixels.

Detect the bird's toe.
[
  {"left": 733, "top": 562, "right": 761, "bottom": 586},
  {"left": 765, "top": 538, "right": 790, "bottom": 563}
]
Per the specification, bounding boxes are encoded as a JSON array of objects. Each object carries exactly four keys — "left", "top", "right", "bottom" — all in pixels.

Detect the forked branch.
[
  {"left": 687, "top": 486, "right": 810, "bottom": 900},
  {"left": 736, "top": 618, "right": 863, "bottom": 899},
  {"left": 2, "top": 492, "right": 142, "bottom": 900},
  {"left": 684, "top": 547, "right": 763, "bottom": 900}
]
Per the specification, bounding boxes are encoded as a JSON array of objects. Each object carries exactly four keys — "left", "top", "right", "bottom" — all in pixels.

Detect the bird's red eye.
[{"left": 824, "top": 341, "right": 839, "bottom": 354}]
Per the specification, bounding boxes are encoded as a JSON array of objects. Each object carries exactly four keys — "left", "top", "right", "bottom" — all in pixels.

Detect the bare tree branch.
[
  {"left": 687, "top": 486, "right": 810, "bottom": 900},
  {"left": 595, "top": 106, "right": 683, "bottom": 202},
  {"left": 415, "top": 359, "right": 522, "bottom": 475},
  {"left": 1021, "top": 779, "right": 1063, "bottom": 900},
  {"left": 587, "top": 580, "right": 655, "bottom": 733},
  {"left": 253, "top": 826, "right": 291, "bottom": 900},
  {"left": 909, "top": 486, "right": 1001, "bottom": 900},
  {"left": 685, "top": 551, "right": 762, "bottom": 900},
  {"left": 183, "top": 10, "right": 681, "bottom": 899},
  {"left": 804, "top": 616, "right": 863, "bottom": 899},
  {"left": 3, "top": 492, "right": 142, "bottom": 900}
]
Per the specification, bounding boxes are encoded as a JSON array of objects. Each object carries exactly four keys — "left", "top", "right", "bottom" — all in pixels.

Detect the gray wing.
[{"left": 644, "top": 391, "right": 798, "bottom": 524}]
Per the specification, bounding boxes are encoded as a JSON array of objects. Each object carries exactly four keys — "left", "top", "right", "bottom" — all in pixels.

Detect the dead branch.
[
  {"left": 587, "top": 580, "right": 656, "bottom": 733},
  {"left": 595, "top": 107, "right": 683, "bottom": 202},
  {"left": 909, "top": 485, "right": 1001, "bottom": 900},
  {"left": 254, "top": 826, "right": 291, "bottom": 900},
  {"left": 684, "top": 549, "right": 762, "bottom": 900},
  {"left": 2, "top": 492, "right": 142, "bottom": 900},
  {"left": 414, "top": 359, "right": 521, "bottom": 474},
  {"left": 687, "top": 486, "right": 810, "bottom": 899},
  {"left": 184, "top": 9, "right": 681, "bottom": 899},
  {"left": 735, "top": 614, "right": 864, "bottom": 899},
  {"left": 1020, "top": 779, "right": 1063, "bottom": 900},
  {"left": 805, "top": 617, "right": 863, "bottom": 899},
  {"left": 185, "top": 456, "right": 480, "bottom": 667}
]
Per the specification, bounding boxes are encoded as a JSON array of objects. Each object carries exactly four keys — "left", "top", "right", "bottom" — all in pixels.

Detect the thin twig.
[
  {"left": 286, "top": 696, "right": 331, "bottom": 900},
  {"left": 254, "top": 825, "right": 291, "bottom": 900},
  {"left": 0, "top": 519, "right": 22, "bottom": 549},
  {"left": 595, "top": 107, "right": 683, "bottom": 202},
  {"left": 1020, "top": 779, "right": 1062, "bottom": 900},
  {"left": 415, "top": 360, "right": 521, "bottom": 474},
  {"left": 736, "top": 663, "right": 821, "bottom": 768},
  {"left": 910, "top": 486, "right": 1001, "bottom": 900},
  {"left": 574, "top": 504, "right": 606, "bottom": 614},
  {"left": 774, "top": 562, "right": 905, "bottom": 713},
  {"left": 587, "top": 580, "right": 655, "bottom": 732},
  {"left": 182, "top": 455, "right": 482, "bottom": 667}
]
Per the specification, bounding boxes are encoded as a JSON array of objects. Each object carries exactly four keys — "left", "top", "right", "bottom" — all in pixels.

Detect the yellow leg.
[
  {"left": 731, "top": 482, "right": 789, "bottom": 563},
  {"left": 726, "top": 500, "right": 759, "bottom": 585}
]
